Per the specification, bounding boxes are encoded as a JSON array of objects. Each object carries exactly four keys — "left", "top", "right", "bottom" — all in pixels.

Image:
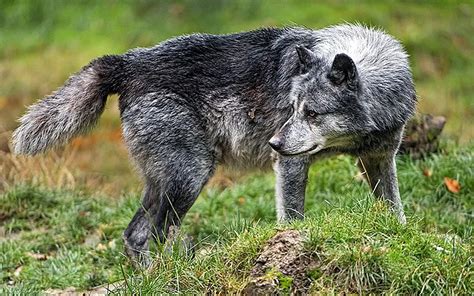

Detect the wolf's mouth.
[{"left": 278, "top": 143, "right": 321, "bottom": 156}]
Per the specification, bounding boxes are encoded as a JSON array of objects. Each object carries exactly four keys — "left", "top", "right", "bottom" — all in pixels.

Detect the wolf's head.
[{"left": 269, "top": 46, "right": 369, "bottom": 156}]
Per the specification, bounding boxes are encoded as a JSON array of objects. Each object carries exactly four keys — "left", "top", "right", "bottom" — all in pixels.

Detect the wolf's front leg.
[
  {"left": 358, "top": 152, "right": 407, "bottom": 224},
  {"left": 273, "top": 155, "right": 310, "bottom": 221}
]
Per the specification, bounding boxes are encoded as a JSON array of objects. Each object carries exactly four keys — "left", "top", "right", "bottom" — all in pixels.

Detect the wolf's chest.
[{"left": 213, "top": 109, "right": 284, "bottom": 168}]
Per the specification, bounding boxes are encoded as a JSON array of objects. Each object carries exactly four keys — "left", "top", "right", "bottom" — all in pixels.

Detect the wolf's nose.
[{"left": 268, "top": 137, "right": 283, "bottom": 151}]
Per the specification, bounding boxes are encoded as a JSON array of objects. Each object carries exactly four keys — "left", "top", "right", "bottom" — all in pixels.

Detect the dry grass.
[
  {"left": 0, "top": 128, "right": 245, "bottom": 197},
  {"left": 1, "top": 146, "right": 82, "bottom": 193}
]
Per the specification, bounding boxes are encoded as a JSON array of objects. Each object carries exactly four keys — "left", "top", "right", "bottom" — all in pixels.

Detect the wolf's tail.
[{"left": 12, "top": 55, "right": 125, "bottom": 155}]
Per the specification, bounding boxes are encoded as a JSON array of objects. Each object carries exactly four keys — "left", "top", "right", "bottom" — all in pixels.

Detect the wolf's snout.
[{"left": 269, "top": 137, "right": 283, "bottom": 151}]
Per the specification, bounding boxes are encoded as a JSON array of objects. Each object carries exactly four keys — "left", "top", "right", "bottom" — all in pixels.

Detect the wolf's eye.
[{"left": 307, "top": 110, "right": 317, "bottom": 118}]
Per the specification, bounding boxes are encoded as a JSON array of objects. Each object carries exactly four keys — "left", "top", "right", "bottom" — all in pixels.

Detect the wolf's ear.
[
  {"left": 296, "top": 45, "right": 317, "bottom": 74},
  {"left": 328, "top": 53, "right": 359, "bottom": 90}
]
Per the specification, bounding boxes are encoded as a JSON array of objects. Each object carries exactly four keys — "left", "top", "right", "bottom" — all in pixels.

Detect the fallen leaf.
[
  {"left": 422, "top": 168, "right": 432, "bottom": 177},
  {"left": 96, "top": 243, "right": 107, "bottom": 251},
  {"left": 108, "top": 240, "right": 116, "bottom": 249},
  {"left": 84, "top": 233, "right": 101, "bottom": 247},
  {"left": 238, "top": 196, "right": 246, "bottom": 205},
  {"left": 444, "top": 177, "right": 461, "bottom": 193},
  {"left": 78, "top": 211, "right": 89, "bottom": 217},
  {"left": 13, "top": 266, "right": 23, "bottom": 277},
  {"left": 26, "top": 252, "right": 47, "bottom": 260}
]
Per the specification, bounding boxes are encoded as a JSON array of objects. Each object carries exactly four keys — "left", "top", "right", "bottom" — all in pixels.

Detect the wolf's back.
[{"left": 12, "top": 55, "right": 124, "bottom": 155}]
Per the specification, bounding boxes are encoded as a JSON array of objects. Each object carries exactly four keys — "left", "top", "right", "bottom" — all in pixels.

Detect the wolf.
[{"left": 13, "top": 24, "right": 416, "bottom": 266}]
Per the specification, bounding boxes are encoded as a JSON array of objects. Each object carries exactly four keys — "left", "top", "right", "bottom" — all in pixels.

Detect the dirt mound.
[{"left": 243, "top": 230, "right": 318, "bottom": 295}]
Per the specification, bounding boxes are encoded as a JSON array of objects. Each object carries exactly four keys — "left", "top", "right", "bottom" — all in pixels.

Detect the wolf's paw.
[{"left": 123, "top": 234, "right": 151, "bottom": 269}]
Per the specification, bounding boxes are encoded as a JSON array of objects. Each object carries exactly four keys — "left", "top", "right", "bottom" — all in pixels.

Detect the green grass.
[{"left": 1, "top": 144, "right": 472, "bottom": 294}]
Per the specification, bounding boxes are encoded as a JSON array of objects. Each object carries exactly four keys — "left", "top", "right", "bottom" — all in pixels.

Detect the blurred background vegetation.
[{"left": 0, "top": 0, "right": 473, "bottom": 194}]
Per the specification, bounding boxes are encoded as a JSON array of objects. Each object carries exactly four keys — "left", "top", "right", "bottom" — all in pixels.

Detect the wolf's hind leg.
[
  {"left": 357, "top": 152, "right": 406, "bottom": 224},
  {"left": 273, "top": 155, "right": 310, "bottom": 221},
  {"left": 123, "top": 180, "right": 159, "bottom": 267},
  {"left": 152, "top": 148, "right": 216, "bottom": 249},
  {"left": 121, "top": 93, "right": 215, "bottom": 264}
]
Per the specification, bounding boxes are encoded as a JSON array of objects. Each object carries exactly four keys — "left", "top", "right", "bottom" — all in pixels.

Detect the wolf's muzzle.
[{"left": 268, "top": 137, "right": 283, "bottom": 152}]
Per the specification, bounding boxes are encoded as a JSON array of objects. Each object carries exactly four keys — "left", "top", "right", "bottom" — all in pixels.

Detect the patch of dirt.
[{"left": 243, "top": 230, "right": 319, "bottom": 295}]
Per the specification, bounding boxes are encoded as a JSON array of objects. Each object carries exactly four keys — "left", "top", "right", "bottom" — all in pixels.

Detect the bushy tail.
[{"left": 12, "top": 55, "right": 125, "bottom": 155}]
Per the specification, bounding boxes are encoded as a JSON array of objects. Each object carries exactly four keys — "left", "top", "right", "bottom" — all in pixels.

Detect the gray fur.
[
  {"left": 274, "top": 155, "right": 310, "bottom": 221},
  {"left": 13, "top": 24, "right": 416, "bottom": 266},
  {"left": 12, "top": 56, "right": 124, "bottom": 155}
]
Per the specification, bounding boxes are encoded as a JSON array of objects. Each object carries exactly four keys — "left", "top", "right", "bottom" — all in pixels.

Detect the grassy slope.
[{"left": 1, "top": 144, "right": 472, "bottom": 294}]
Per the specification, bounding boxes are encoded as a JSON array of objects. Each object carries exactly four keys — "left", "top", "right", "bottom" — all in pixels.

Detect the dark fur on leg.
[{"left": 123, "top": 181, "right": 159, "bottom": 268}]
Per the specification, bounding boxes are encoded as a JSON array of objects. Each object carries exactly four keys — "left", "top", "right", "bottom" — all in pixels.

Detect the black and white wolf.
[{"left": 13, "top": 24, "right": 416, "bottom": 265}]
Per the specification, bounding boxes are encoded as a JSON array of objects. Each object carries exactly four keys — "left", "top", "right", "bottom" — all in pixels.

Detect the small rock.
[
  {"left": 84, "top": 233, "right": 102, "bottom": 248},
  {"left": 400, "top": 113, "right": 446, "bottom": 158}
]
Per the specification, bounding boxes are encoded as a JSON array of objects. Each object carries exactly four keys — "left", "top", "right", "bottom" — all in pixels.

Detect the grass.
[{"left": 1, "top": 143, "right": 472, "bottom": 294}]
